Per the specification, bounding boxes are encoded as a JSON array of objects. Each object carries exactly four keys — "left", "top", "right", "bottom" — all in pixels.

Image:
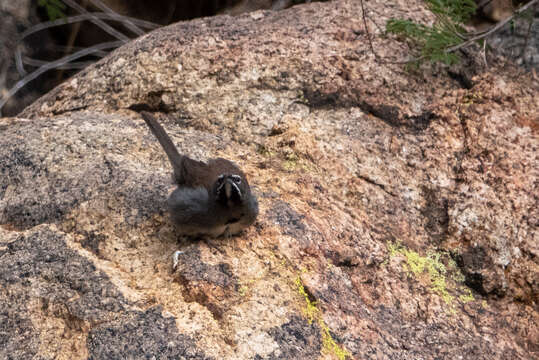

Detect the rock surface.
[{"left": 1, "top": 0, "right": 538, "bottom": 359}]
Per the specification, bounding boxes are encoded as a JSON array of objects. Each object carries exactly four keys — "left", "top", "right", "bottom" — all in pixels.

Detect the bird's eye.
[
  {"left": 217, "top": 174, "right": 225, "bottom": 183},
  {"left": 231, "top": 175, "right": 241, "bottom": 184}
]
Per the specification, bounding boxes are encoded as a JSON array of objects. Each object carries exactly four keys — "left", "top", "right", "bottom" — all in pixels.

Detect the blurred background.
[{"left": 0, "top": 0, "right": 537, "bottom": 117}]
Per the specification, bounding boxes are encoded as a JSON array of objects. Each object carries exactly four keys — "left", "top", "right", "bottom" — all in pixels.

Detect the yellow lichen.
[
  {"left": 295, "top": 276, "right": 319, "bottom": 323},
  {"left": 387, "top": 241, "right": 401, "bottom": 258},
  {"left": 404, "top": 249, "right": 454, "bottom": 308},
  {"left": 459, "top": 288, "right": 474, "bottom": 303},
  {"left": 448, "top": 257, "right": 466, "bottom": 283},
  {"left": 282, "top": 153, "right": 299, "bottom": 171},
  {"left": 295, "top": 276, "right": 351, "bottom": 360},
  {"left": 321, "top": 323, "right": 351, "bottom": 360},
  {"left": 387, "top": 242, "right": 475, "bottom": 313},
  {"left": 462, "top": 91, "right": 483, "bottom": 106},
  {"left": 238, "top": 285, "right": 248, "bottom": 297},
  {"left": 257, "top": 145, "right": 275, "bottom": 157}
]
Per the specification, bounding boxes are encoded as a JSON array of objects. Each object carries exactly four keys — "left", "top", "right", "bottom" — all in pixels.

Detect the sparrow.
[{"left": 140, "top": 111, "right": 258, "bottom": 237}]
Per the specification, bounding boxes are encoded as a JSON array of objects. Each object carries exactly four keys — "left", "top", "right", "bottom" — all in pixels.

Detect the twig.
[
  {"left": 47, "top": 44, "right": 112, "bottom": 56},
  {"left": 15, "top": 12, "right": 159, "bottom": 75},
  {"left": 62, "top": 0, "right": 129, "bottom": 42},
  {"left": 88, "top": 0, "right": 145, "bottom": 36},
  {"left": 61, "top": 0, "right": 88, "bottom": 84},
  {"left": 359, "top": 0, "right": 377, "bottom": 60},
  {"left": 482, "top": 37, "right": 488, "bottom": 67},
  {"left": 5, "top": 3, "right": 161, "bottom": 116},
  {"left": 361, "top": 0, "right": 538, "bottom": 66},
  {"left": 0, "top": 40, "right": 123, "bottom": 115},
  {"left": 15, "top": 46, "right": 27, "bottom": 77},
  {"left": 20, "top": 12, "right": 158, "bottom": 40},
  {"left": 22, "top": 56, "right": 94, "bottom": 70},
  {"left": 359, "top": 0, "right": 424, "bottom": 64}
]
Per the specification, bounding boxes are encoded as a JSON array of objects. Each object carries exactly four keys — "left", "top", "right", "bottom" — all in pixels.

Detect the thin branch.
[
  {"left": 362, "top": 0, "right": 538, "bottom": 66},
  {"left": 88, "top": 0, "right": 145, "bottom": 36},
  {"left": 15, "top": 45, "right": 27, "bottom": 77},
  {"left": 47, "top": 44, "right": 112, "bottom": 56},
  {"left": 359, "top": 0, "right": 424, "bottom": 64},
  {"left": 0, "top": 40, "right": 123, "bottom": 115},
  {"left": 20, "top": 12, "right": 158, "bottom": 40},
  {"left": 62, "top": 0, "right": 130, "bottom": 42},
  {"left": 61, "top": 0, "right": 88, "bottom": 83},
  {"left": 22, "top": 56, "right": 94, "bottom": 70},
  {"left": 482, "top": 37, "right": 488, "bottom": 67},
  {"left": 359, "top": 0, "right": 377, "bottom": 59},
  {"left": 15, "top": 12, "right": 159, "bottom": 75}
]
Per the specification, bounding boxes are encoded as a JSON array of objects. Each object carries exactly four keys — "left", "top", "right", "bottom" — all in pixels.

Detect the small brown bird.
[{"left": 140, "top": 111, "right": 258, "bottom": 237}]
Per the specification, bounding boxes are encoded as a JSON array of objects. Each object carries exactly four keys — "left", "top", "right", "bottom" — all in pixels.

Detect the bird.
[{"left": 140, "top": 111, "right": 258, "bottom": 238}]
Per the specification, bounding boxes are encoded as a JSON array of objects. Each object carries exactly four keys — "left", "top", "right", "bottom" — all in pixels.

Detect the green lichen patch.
[
  {"left": 459, "top": 288, "right": 475, "bottom": 303},
  {"left": 461, "top": 91, "right": 484, "bottom": 106},
  {"left": 295, "top": 277, "right": 351, "bottom": 360},
  {"left": 256, "top": 145, "right": 276, "bottom": 157},
  {"left": 296, "top": 276, "right": 319, "bottom": 323},
  {"left": 283, "top": 153, "right": 300, "bottom": 171},
  {"left": 387, "top": 242, "right": 475, "bottom": 313},
  {"left": 238, "top": 285, "right": 248, "bottom": 297},
  {"left": 282, "top": 152, "right": 317, "bottom": 173}
]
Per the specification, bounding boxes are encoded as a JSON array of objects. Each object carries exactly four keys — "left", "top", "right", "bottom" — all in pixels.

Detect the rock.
[
  {"left": 1, "top": 0, "right": 538, "bottom": 359},
  {"left": 477, "top": 0, "right": 514, "bottom": 22}
]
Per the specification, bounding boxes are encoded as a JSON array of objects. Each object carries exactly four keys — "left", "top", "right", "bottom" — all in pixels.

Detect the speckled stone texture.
[{"left": 1, "top": 0, "right": 538, "bottom": 359}]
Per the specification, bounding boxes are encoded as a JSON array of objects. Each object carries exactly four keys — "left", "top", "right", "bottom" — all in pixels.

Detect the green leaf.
[
  {"left": 385, "top": 0, "right": 478, "bottom": 66},
  {"left": 38, "top": 0, "right": 67, "bottom": 21}
]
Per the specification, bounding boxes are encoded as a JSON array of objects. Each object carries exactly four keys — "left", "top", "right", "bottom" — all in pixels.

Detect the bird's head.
[{"left": 212, "top": 174, "right": 247, "bottom": 207}]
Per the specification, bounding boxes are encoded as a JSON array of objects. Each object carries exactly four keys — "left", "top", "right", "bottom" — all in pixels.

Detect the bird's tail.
[{"left": 140, "top": 111, "right": 184, "bottom": 182}]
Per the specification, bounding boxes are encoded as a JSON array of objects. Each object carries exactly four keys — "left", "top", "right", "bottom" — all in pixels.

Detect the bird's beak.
[
  {"left": 225, "top": 179, "right": 242, "bottom": 199},
  {"left": 225, "top": 181, "right": 232, "bottom": 198}
]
